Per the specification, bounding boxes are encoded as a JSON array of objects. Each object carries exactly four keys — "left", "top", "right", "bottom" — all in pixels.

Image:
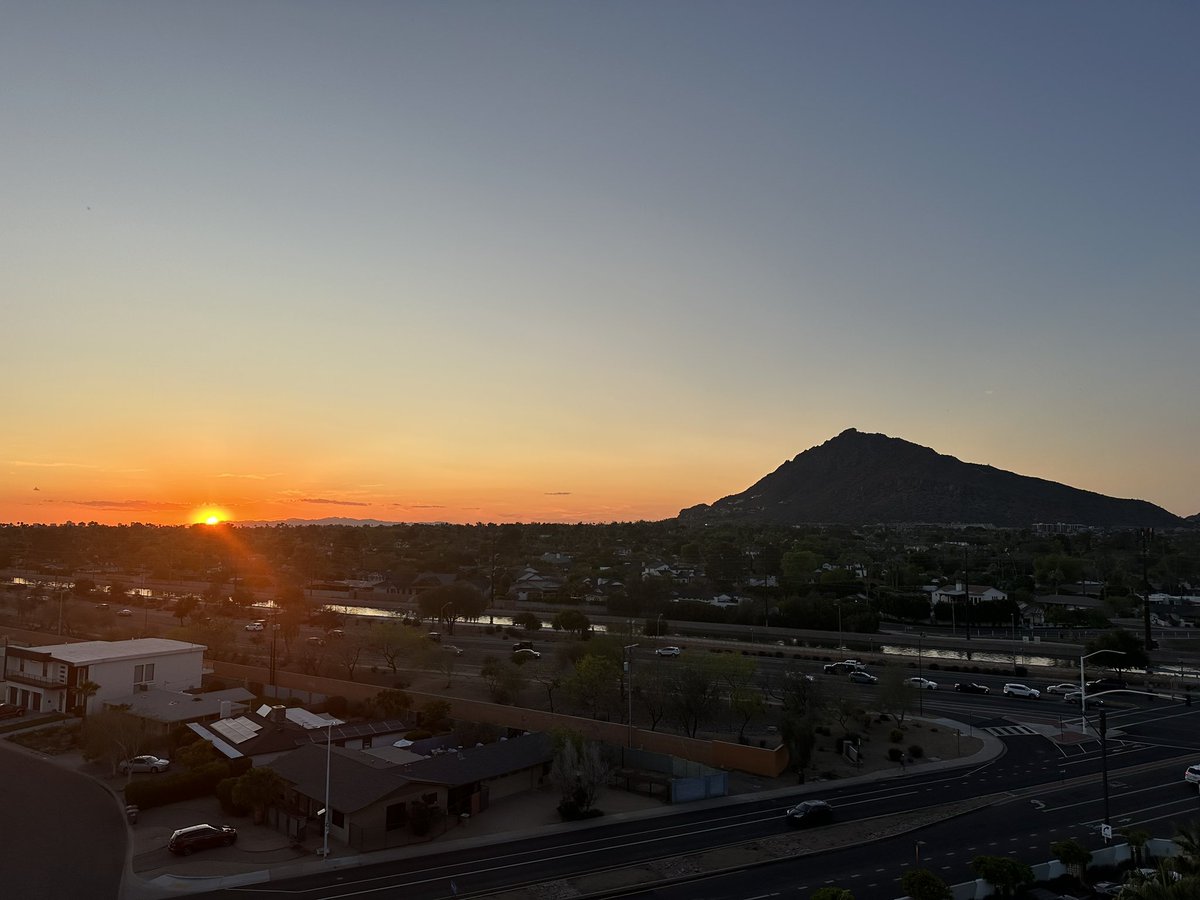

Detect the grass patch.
[{"left": 6, "top": 720, "right": 79, "bottom": 754}]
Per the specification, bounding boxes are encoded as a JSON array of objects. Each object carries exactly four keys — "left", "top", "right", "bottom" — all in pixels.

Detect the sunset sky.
[{"left": 4, "top": 3, "right": 1198, "bottom": 526}]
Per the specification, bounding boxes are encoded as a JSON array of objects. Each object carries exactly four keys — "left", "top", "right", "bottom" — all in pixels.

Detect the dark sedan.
[
  {"left": 167, "top": 824, "right": 237, "bottom": 855},
  {"left": 785, "top": 799, "right": 834, "bottom": 827},
  {"left": 0, "top": 703, "right": 27, "bottom": 720},
  {"left": 954, "top": 682, "right": 990, "bottom": 695}
]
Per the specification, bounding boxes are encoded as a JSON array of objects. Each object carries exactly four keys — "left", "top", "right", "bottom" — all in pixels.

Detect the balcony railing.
[{"left": 3, "top": 670, "right": 67, "bottom": 690}]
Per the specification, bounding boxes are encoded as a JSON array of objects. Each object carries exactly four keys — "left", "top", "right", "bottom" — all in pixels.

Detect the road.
[{"left": 0, "top": 741, "right": 128, "bottom": 900}]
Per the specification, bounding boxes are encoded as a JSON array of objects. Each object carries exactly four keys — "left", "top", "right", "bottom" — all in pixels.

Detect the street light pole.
[
  {"left": 322, "top": 721, "right": 332, "bottom": 860},
  {"left": 623, "top": 643, "right": 638, "bottom": 748},
  {"left": 917, "top": 634, "right": 924, "bottom": 716}
]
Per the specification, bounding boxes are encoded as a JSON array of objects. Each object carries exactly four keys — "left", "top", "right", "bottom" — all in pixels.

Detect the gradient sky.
[{"left": 4, "top": 2, "right": 1198, "bottom": 526}]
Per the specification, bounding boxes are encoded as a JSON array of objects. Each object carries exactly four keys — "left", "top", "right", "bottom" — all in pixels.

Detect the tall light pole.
[
  {"left": 322, "top": 720, "right": 332, "bottom": 859},
  {"left": 1079, "top": 649, "right": 1125, "bottom": 733},
  {"left": 917, "top": 633, "right": 924, "bottom": 716},
  {"left": 623, "top": 643, "right": 638, "bottom": 748}
]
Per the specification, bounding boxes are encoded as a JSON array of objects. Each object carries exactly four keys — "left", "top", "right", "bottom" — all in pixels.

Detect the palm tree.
[
  {"left": 1123, "top": 827, "right": 1152, "bottom": 867},
  {"left": 76, "top": 680, "right": 100, "bottom": 720},
  {"left": 1174, "top": 821, "right": 1200, "bottom": 876}
]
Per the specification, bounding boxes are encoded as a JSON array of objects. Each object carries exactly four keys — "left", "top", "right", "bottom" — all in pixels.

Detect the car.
[
  {"left": 1086, "top": 677, "right": 1129, "bottom": 692},
  {"left": 848, "top": 670, "right": 878, "bottom": 685},
  {"left": 400, "top": 614, "right": 421, "bottom": 627},
  {"left": 1091, "top": 882, "right": 1123, "bottom": 898},
  {"left": 1185, "top": 764, "right": 1200, "bottom": 785},
  {"left": 906, "top": 677, "right": 938, "bottom": 690},
  {"left": 167, "top": 823, "right": 238, "bottom": 855},
  {"left": 306, "top": 636, "right": 326, "bottom": 647},
  {"left": 442, "top": 645, "right": 464, "bottom": 655},
  {"left": 512, "top": 648, "right": 541, "bottom": 660},
  {"left": 1062, "top": 691, "right": 1104, "bottom": 708},
  {"left": 512, "top": 640, "right": 535, "bottom": 652},
  {"left": 427, "top": 632, "right": 442, "bottom": 643},
  {"left": 243, "top": 621, "right": 265, "bottom": 631},
  {"left": 784, "top": 799, "right": 833, "bottom": 827},
  {"left": 118, "top": 755, "right": 171, "bottom": 774},
  {"left": 97, "top": 603, "right": 109, "bottom": 610},
  {"left": 329, "top": 629, "right": 345, "bottom": 639},
  {"left": 823, "top": 660, "right": 864, "bottom": 675},
  {"left": 954, "top": 682, "right": 990, "bottom": 695},
  {"left": 118, "top": 608, "right": 133, "bottom": 617},
  {"left": 1002, "top": 683, "right": 1040, "bottom": 699},
  {"left": 1044, "top": 683, "right": 1077, "bottom": 695},
  {"left": 655, "top": 646, "right": 682, "bottom": 657},
  {"left": 0, "top": 703, "right": 27, "bottom": 720}
]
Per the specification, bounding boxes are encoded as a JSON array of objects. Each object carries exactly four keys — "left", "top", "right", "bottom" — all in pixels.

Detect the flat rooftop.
[{"left": 22, "top": 638, "right": 207, "bottom": 664}]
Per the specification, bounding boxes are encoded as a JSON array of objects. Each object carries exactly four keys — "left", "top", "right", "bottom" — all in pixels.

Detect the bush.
[
  {"left": 404, "top": 729, "right": 432, "bottom": 741},
  {"left": 557, "top": 799, "right": 604, "bottom": 821},
  {"left": 888, "top": 747, "right": 904, "bottom": 762},
  {"left": 908, "top": 744, "right": 924, "bottom": 758},
  {"left": 124, "top": 761, "right": 231, "bottom": 810},
  {"left": 216, "top": 777, "right": 249, "bottom": 816},
  {"left": 889, "top": 729, "right": 904, "bottom": 743}
]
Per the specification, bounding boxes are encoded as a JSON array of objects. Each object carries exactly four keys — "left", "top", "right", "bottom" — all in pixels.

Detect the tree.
[
  {"left": 81, "top": 708, "right": 148, "bottom": 777},
  {"left": 419, "top": 582, "right": 487, "bottom": 634},
  {"left": 901, "top": 868, "right": 952, "bottom": 900},
  {"left": 1174, "top": 822, "right": 1200, "bottom": 875},
  {"left": 526, "top": 657, "right": 561, "bottom": 712},
  {"left": 970, "top": 855, "right": 1034, "bottom": 897},
  {"left": 552, "top": 609, "right": 592, "bottom": 639},
  {"left": 1083, "top": 628, "right": 1150, "bottom": 671},
  {"left": 372, "top": 689, "right": 412, "bottom": 719},
  {"left": 780, "top": 714, "right": 818, "bottom": 779},
  {"left": 417, "top": 698, "right": 451, "bottom": 731},
  {"left": 231, "top": 767, "right": 285, "bottom": 824},
  {"left": 633, "top": 664, "right": 672, "bottom": 731},
  {"left": 549, "top": 730, "right": 611, "bottom": 818},
  {"left": 75, "top": 680, "right": 101, "bottom": 720},
  {"left": 878, "top": 665, "right": 913, "bottom": 723},
  {"left": 1050, "top": 839, "right": 1093, "bottom": 880},
  {"left": 512, "top": 611, "right": 542, "bottom": 632},
  {"left": 479, "top": 656, "right": 527, "bottom": 704},
  {"left": 175, "top": 738, "right": 219, "bottom": 770},
  {"left": 1123, "top": 827, "right": 1152, "bottom": 867},
  {"left": 330, "top": 637, "right": 366, "bottom": 681},
  {"left": 810, "top": 889, "right": 854, "bottom": 900},
  {"left": 666, "top": 655, "right": 727, "bottom": 738},
  {"left": 173, "top": 594, "right": 198, "bottom": 626},
  {"left": 564, "top": 654, "right": 622, "bottom": 721}
]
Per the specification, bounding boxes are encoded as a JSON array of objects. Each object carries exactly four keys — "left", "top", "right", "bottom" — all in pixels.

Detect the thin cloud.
[
  {"left": 544, "top": 491, "right": 572, "bottom": 496},
  {"left": 10, "top": 460, "right": 98, "bottom": 469},
  {"left": 71, "top": 499, "right": 189, "bottom": 511},
  {"left": 297, "top": 498, "right": 370, "bottom": 507},
  {"left": 218, "top": 472, "right": 284, "bottom": 480},
  {"left": 401, "top": 504, "right": 446, "bottom": 509}
]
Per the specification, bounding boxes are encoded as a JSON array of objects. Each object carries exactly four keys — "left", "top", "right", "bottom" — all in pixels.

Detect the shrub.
[
  {"left": 216, "top": 777, "right": 249, "bottom": 816},
  {"left": 325, "top": 696, "right": 349, "bottom": 716},
  {"left": 124, "top": 760, "right": 231, "bottom": 810},
  {"left": 908, "top": 744, "right": 924, "bottom": 758},
  {"left": 404, "top": 729, "right": 432, "bottom": 741},
  {"left": 888, "top": 747, "right": 904, "bottom": 762},
  {"left": 557, "top": 799, "right": 604, "bottom": 821},
  {"left": 889, "top": 729, "right": 904, "bottom": 743}
]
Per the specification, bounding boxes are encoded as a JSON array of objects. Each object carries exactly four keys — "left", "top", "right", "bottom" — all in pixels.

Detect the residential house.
[
  {"left": 102, "top": 686, "right": 256, "bottom": 737},
  {"left": 266, "top": 732, "right": 553, "bottom": 851},
  {"left": 1, "top": 638, "right": 206, "bottom": 716}
]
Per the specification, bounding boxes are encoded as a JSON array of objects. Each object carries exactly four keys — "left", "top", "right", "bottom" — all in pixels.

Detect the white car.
[
  {"left": 118, "top": 608, "right": 133, "bottom": 617},
  {"left": 244, "top": 621, "right": 265, "bottom": 631},
  {"left": 1002, "top": 683, "right": 1040, "bottom": 699},
  {"left": 655, "top": 646, "right": 682, "bottom": 657},
  {"left": 906, "top": 677, "right": 938, "bottom": 690},
  {"left": 118, "top": 755, "right": 170, "bottom": 774},
  {"left": 1185, "top": 764, "right": 1200, "bottom": 785},
  {"left": 442, "top": 645, "right": 464, "bottom": 656},
  {"left": 1044, "top": 683, "right": 1076, "bottom": 695},
  {"left": 512, "top": 648, "right": 541, "bottom": 660}
]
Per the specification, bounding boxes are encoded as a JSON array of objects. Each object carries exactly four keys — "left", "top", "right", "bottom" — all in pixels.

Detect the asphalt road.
[{"left": 0, "top": 742, "right": 128, "bottom": 900}]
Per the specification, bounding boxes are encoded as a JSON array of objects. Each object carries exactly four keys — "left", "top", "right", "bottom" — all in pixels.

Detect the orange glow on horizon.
[{"left": 192, "top": 506, "right": 230, "bottom": 526}]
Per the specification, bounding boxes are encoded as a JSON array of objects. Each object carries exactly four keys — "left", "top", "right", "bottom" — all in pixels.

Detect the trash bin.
[{"left": 126, "top": 805, "right": 138, "bottom": 824}]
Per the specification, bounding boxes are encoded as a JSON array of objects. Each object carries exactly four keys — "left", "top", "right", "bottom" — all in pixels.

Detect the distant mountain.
[{"left": 679, "top": 429, "right": 1187, "bottom": 528}]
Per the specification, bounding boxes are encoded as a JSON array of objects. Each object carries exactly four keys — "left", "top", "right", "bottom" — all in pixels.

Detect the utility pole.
[
  {"left": 963, "top": 548, "right": 971, "bottom": 642},
  {"left": 1141, "top": 529, "right": 1154, "bottom": 652}
]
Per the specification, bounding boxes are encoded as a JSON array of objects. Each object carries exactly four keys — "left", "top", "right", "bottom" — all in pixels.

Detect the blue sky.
[{"left": 3, "top": 2, "right": 1198, "bottom": 524}]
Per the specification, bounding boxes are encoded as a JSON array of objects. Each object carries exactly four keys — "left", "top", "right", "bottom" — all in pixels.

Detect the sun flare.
[{"left": 192, "top": 506, "right": 229, "bottom": 526}]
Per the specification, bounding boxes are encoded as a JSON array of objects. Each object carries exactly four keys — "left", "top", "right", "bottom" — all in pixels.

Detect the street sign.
[{"left": 1101, "top": 824, "right": 1113, "bottom": 842}]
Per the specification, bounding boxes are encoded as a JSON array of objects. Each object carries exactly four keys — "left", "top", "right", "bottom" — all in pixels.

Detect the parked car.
[
  {"left": 1002, "top": 683, "right": 1040, "bottom": 699},
  {"left": 0, "top": 703, "right": 27, "bottom": 720},
  {"left": 1044, "top": 683, "right": 1077, "bottom": 695},
  {"left": 167, "top": 823, "right": 238, "bottom": 855},
  {"left": 906, "top": 677, "right": 938, "bottom": 690},
  {"left": 655, "top": 646, "right": 682, "bottom": 657},
  {"left": 118, "top": 755, "right": 171, "bottom": 774},
  {"left": 306, "top": 636, "right": 326, "bottom": 647},
  {"left": 848, "top": 670, "right": 878, "bottom": 685},
  {"left": 1062, "top": 692, "right": 1104, "bottom": 708},
  {"left": 1184, "top": 763, "right": 1200, "bottom": 785},
  {"left": 118, "top": 608, "right": 133, "bottom": 617},
  {"left": 427, "top": 632, "right": 442, "bottom": 643},
  {"left": 243, "top": 621, "right": 265, "bottom": 632},
  {"left": 512, "top": 648, "right": 541, "bottom": 661},
  {"left": 784, "top": 799, "right": 833, "bottom": 827},
  {"left": 954, "top": 682, "right": 990, "bottom": 695}
]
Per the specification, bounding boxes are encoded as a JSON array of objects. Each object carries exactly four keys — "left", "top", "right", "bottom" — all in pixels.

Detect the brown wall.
[{"left": 210, "top": 661, "right": 788, "bottom": 777}]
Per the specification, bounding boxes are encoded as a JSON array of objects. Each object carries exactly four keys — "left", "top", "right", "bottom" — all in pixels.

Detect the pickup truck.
[{"left": 823, "top": 660, "right": 864, "bottom": 675}]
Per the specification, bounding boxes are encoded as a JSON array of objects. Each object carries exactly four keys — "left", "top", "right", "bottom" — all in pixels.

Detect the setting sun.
[
  {"left": 192, "top": 506, "right": 229, "bottom": 526},
  {"left": 205, "top": 515, "right": 220, "bottom": 525}
]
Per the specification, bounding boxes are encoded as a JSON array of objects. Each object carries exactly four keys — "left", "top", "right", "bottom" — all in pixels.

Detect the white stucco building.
[{"left": 1, "top": 638, "right": 206, "bottom": 717}]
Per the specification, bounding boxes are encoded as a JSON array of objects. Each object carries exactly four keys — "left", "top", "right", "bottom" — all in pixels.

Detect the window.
[{"left": 133, "top": 663, "right": 155, "bottom": 684}]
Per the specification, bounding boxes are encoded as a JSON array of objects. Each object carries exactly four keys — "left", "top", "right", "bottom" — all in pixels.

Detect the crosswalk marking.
[{"left": 984, "top": 725, "right": 1039, "bottom": 736}]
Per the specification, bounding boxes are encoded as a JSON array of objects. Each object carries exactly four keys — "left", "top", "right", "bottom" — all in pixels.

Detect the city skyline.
[{"left": 4, "top": 3, "right": 1198, "bottom": 526}]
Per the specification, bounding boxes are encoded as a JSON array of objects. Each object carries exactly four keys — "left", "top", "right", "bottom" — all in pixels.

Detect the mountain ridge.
[{"left": 679, "top": 428, "right": 1187, "bottom": 528}]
